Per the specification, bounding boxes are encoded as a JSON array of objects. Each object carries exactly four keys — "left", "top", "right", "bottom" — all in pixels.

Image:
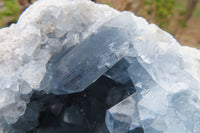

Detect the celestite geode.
[{"left": 0, "top": 0, "right": 200, "bottom": 133}]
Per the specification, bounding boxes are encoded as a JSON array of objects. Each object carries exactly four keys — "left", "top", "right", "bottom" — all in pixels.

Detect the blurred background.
[{"left": 0, "top": 0, "right": 199, "bottom": 48}]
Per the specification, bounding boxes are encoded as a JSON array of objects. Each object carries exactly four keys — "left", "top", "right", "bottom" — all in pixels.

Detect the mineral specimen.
[{"left": 0, "top": 0, "right": 200, "bottom": 133}]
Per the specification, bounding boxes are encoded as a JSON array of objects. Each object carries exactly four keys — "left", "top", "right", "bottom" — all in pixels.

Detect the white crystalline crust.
[{"left": 0, "top": 0, "right": 200, "bottom": 133}]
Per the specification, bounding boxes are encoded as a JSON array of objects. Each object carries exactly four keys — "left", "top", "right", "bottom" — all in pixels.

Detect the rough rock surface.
[{"left": 0, "top": 0, "right": 200, "bottom": 133}]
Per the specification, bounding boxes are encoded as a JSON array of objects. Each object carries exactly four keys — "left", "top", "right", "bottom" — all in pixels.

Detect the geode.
[{"left": 0, "top": 0, "right": 200, "bottom": 133}]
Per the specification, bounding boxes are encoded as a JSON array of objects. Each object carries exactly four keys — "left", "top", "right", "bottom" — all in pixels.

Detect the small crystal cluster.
[{"left": 0, "top": 0, "right": 200, "bottom": 133}]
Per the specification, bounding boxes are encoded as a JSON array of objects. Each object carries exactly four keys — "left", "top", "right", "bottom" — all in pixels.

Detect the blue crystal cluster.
[{"left": 0, "top": 0, "right": 200, "bottom": 133}]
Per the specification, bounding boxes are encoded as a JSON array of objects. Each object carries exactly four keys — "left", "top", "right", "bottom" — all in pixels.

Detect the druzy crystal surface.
[{"left": 0, "top": 0, "right": 200, "bottom": 133}]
